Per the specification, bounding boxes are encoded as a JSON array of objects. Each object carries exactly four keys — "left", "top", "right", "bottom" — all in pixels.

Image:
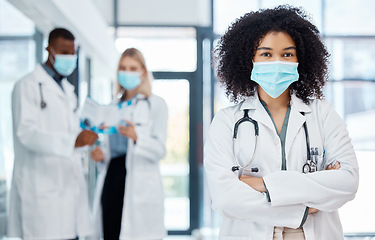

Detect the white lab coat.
[
  {"left": 9, "top": 65, "right": 94, "bottom": 239},
  {"left": 204, "top": 94, "right": 359, "bottom": 240},
  {"left": 91, "top": 94, "right": 168, "bottom": 240}
]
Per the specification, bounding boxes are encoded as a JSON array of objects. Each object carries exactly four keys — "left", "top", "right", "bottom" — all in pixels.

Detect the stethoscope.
[
  {"left": 117, "top": 90, "right": 151, "bottom": 126},
  {"left": 38, "top": 82, "right": 78, "bottom": 112},
  {"left": 231, "top": 109, "right": 317, "bottom": 175},
  {"left": 232, "top": 109, "right": 259, "bottom": 176},
  {"left": 39, "top": 83, "right": 47, "bottom": 109},
  {"left": 301, "top": 116, "right": 318, "bottom": 173}
]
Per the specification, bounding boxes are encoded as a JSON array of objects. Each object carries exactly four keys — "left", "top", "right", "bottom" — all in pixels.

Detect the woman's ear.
[{"left": 141, "top": 69, "right": 147, "bottom": 80}]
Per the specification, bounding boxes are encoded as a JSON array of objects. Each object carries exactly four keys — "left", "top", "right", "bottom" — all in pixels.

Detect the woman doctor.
[
  {"left": 204, "top": 6, "right": 359, "bottom": 240},
  {"left": 90, "top": 48, "right": 168, "bottom": 240}
]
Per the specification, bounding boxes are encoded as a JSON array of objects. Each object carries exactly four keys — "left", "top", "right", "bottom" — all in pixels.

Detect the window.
[
  {"left": 0, "top": 0, "right": 36, "bottom": 236},
  {"left": 325, "top": 0, "right": 375, "bottom": 35},
  {"left": 0, "top": 0, "right": 36, "bottom": 192},
  {"left": 115, "top": 27, "right": 197, "bottom": 72},
  {"left": 153, "top": 80, "right": 190, "bottom": 230}
]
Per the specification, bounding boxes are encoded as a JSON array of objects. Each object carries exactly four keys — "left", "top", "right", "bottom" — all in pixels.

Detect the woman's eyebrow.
[
  {"left": 256, "top": 46, "right": 296, "bottom": 50},
  {"left": 284, "top": 46, "right": 296, "bottom": 50},
  {"left": 256, "top": 47, "right": 272, "bottom": 50}
]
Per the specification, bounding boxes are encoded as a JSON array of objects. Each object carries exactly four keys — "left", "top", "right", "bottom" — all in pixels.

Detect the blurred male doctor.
[{"left": 8, "top": 28, "right": 97, "bottom": 240}]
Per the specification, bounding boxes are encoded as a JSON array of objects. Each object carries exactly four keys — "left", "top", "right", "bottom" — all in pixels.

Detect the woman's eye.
[
  {"left": 260, "top": 52, "right": 271, "bottom": 57},
  {"left": 283, "top": 53, "right": 293, "bottom": 57}
]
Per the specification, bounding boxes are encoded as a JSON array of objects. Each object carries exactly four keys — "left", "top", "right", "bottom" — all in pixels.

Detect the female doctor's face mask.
[
  {"left": 250, "top": 61, "right": 299, "bottom": 98},
  {"left": 118, "top": 71, "right": 142, "bottom": 90}
]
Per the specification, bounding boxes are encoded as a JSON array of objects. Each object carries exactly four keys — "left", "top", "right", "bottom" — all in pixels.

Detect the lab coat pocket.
[
  {"left": 132, "top": 170, "right": 164, "bottom": 223},
  {"left": 134, "top": 123, "right": 151, "bottom": 138},
  {"left": 133, "top": 171, "right": 162, "bottom": 204},
  {"left": 220, "top": 217, "right": 258, "bottom": 240},
  {"left": 36, "top": 155, "right": 63, "bottom": 195}
]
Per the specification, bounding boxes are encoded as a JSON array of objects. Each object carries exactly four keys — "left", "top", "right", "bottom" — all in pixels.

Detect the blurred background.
[{"left": 0, "top": 0, "right": 374, "bottom": 239}]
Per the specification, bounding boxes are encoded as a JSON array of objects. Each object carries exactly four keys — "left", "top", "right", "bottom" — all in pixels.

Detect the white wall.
[
  {"left": 117, "top": 0, "right": 211, "bottom": 26},
  {"left": 92, "top": 0, "right": 114, "bottom": 25},
  {"left": 8, "top": 0, "right": 118, "bottom": 74}
]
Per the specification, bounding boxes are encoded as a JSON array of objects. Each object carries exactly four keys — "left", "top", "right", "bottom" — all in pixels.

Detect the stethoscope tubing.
[
  {"left": 39, "top": 83, "right": 47, "bottom": 109},
  {"left": 232, "top": 109, "right": 314, "bottom": 174},
  {"left": 38, "top": 82, "right": 78, "bottom": 112},
  {"left": 232, "top": 109, "right": 259, "bottom": 174}
]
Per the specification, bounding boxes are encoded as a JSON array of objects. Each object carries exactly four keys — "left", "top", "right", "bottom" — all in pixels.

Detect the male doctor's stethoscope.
[
  {"left": 232, "top": 109, "right": 319, "bottom": 175},
  {"left": 38, "top": 82, "right": 79, "bottom": 112}
]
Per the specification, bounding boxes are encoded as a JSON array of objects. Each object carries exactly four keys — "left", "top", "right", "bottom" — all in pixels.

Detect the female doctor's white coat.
[
  {"left": 91, "top": 93, "right": 168, "bottom": 240},
  {"left": 9, "top": 65, "right": 93, "bottom": 239},
  {"left": 204, "top": 94, "right": 359, "bottom": 240}
]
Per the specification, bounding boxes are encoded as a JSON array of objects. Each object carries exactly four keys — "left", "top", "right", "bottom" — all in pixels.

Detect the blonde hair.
[{"left": 116, "top": 48, "right": 152, "bottom": 98}]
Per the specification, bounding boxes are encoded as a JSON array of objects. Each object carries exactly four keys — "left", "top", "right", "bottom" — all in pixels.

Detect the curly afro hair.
[{"left": 214, "top": 5, "right": 330, "bottom": 104}]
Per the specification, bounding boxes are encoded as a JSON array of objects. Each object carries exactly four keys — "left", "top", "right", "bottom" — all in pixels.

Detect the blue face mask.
[
  {"left": 251, "top": 61, "right": 299, "bottom": 98},
  {"left": 118, "top": 71, "right": 142, "bottom": 90},
  {"left": 53, "top": 54, "right": 78, "bottom": 77}
]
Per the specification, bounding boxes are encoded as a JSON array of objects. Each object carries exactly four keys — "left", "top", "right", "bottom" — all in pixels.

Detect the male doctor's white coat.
[
  {"left": 204, "top": 94, "right": 359, "bottom": 240},
  {"left": 9, "top": 65, "right": 93, "bottom": 239},
  {"left": 91, "top": 93, "right": 168, "bottom": 240}
]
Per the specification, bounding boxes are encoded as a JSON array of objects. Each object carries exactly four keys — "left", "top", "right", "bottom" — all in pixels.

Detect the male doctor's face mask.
[
  {"left": 250, "top": 61, "right": 299, "bottom": 98},
  {"left": 118, "top": 71, "right": 142, "bottom": 90},
  {"left": 49, "top": 47, "right": 77, "bottom": 77},
  {"left": 53, "top": 54, "right": 78, "bottom": 77}
]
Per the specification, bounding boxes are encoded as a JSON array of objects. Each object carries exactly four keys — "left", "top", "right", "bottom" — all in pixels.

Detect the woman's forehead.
[{"left": 257, "top": 31, "right": 296, "bottom": 49}]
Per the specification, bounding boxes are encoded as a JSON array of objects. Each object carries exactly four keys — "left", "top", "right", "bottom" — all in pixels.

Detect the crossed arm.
[{"left": 239, "top": 161, "right": 341, "bottom": 214}]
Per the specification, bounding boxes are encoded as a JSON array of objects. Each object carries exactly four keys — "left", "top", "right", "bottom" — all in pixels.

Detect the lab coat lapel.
[
  {"left": 61, "top": 79, "right": 75, "bottom": 98},
  {"left": 61, "top": 79, "right": 78, "bottom": 132},
  {"left": 132, "top": 94, "right": 149, "bottom": 123},
  {"left": 37, "top": 65, "right": 77, "bottom": 131},
  {"left": 36, "top": 64, "right": 66, "bottom": 100},
  {"left": 240, "top": 95, "right": 276, "bottom": 133},
  {"left": 285, "top": 95, "right": 311, "bottom": 157}
]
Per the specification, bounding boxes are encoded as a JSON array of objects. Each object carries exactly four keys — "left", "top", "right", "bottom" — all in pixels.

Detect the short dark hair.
[
  {"left": 48, "top": 28, "right": 75, "bottom": 45},
  {"left": 214, "top": 5, "right": 330, "bottom": 104}
]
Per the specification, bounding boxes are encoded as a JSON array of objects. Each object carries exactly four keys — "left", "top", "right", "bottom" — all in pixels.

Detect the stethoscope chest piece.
[
  {"left": 302, "top": 163, "right": 311, "bottom": 173},
  {"left": 302, "top": 147, "right": 319, "bottom": 173},
  {"left": 40, "top": 101, "right": 47, "bottom": 109}
]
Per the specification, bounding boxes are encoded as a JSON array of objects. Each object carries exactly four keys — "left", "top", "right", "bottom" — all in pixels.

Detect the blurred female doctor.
[{"left": 90, "top": 48, "right": 168, "bottom": 240}]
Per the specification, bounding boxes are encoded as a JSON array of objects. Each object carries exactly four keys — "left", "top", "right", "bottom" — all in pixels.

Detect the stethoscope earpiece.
[
  {"left": 232, "top": 166, "right": 240, "bottom": 172},
  {"left": 232, "top": 166, "right": 259, "bottom": 173}
]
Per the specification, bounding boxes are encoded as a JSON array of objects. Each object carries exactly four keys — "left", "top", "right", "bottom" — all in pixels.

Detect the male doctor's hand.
[
  {"left": 75, "top": 129, "right": 98, "bottom": 148},
  {"left": 117, "top": 120, "right": 138, "bottom": 143}
]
